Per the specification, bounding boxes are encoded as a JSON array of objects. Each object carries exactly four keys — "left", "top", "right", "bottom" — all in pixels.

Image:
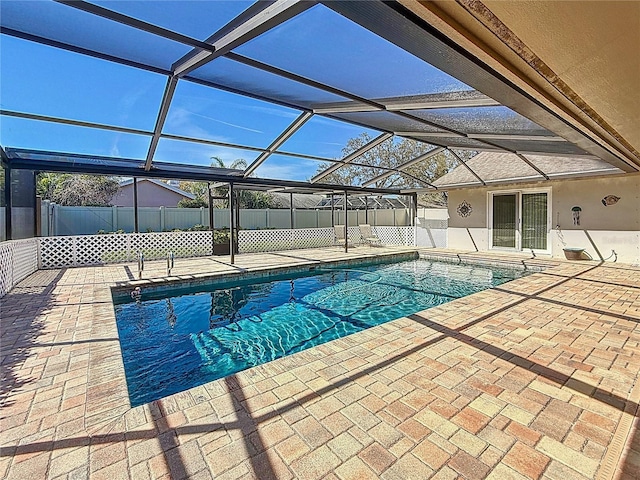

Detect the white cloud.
[
  {"left": 255, "top": 160, "right": 317, "bottom": 181},
  {"left": 189, "top": 111, "right": 264, "bottom": 134}
]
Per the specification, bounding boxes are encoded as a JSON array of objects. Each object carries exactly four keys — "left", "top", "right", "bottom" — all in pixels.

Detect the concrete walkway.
[{"left": 1, "top": 248, "right": 638, "bottom": 479}]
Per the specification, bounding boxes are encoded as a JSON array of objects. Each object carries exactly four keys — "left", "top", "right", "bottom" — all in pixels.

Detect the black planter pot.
[{"left": 213, "top": 242, "right": 230, "bottom": 255}]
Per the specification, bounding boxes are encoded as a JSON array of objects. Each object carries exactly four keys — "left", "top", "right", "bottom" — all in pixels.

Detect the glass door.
[
  {"left": 492, "top": 194, "right": 517, "bottom": 248},
  {"left": 490, "top": 190, "right": 549, "bottom": 252},
  {"left": 522, "top": 193, "right": 548, "bottom": 250}
]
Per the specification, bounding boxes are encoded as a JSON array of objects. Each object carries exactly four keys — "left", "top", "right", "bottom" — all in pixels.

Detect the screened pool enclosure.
[{"left": 1, "top": 1, "right": 638, "bottom": 251}]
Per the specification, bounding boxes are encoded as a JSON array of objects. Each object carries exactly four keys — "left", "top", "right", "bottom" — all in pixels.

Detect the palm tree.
[{"left": 209, "top": 156, "right": 277, "bottom": 209}]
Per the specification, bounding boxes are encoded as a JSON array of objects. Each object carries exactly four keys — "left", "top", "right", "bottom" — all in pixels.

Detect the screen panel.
[
  {"left": 234, "top": 4, "right": 473, "bottom": 99},
  {"left": 164, "top": 81, "right": 300, "bottom": 149},
  {"left": 329, "top": 111, "right": 448, "bottom": 135},
  {"left": 154, "top": 137, "right": 260, "bottom": 167},
  {"left": 1, "top": 36, "right": 166, "bottom": 131},
  {"left": 90, "top": 1, "right": 254, "bottom": 41},
  {"left": 405, "top": 106, "right": 552, "bottom": 136},
  {"left": 0, "top": 0, "right": 191, "bottom": 70},
  {"left": 252, "top": 153, "right": 323, "bottom": 182},
  {"left": 0, "top": 116, "right": 151, "bottom": 159},
  {"left": 189, "top": 57, "right": 359, "bottom": 110},
  {"left": 487, "top": 139, "right": 591, "bottom": 156},
  {"left": 277, "top": 116, "right": 380, "bottom": 159}
]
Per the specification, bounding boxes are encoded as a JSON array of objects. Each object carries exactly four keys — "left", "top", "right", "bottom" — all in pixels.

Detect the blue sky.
[
  {"left": 0, "top": 1, "right": 472, "bottom": 182},
  {"left": 0, "top": 31, "right": 375, "bottom": 181}
]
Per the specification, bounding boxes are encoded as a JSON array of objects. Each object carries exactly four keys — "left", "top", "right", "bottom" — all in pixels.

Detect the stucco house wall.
[
  {"left": 446, "top": 174, "right": 640, "bottom": 265},
  {"left": 111, "top": 179, "right": 192, "bottom": 208}
]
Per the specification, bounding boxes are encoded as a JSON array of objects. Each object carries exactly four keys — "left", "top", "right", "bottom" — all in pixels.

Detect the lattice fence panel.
[
  {"left": 76, "top": 234, "right": 127, "bottom": 265},
  {"left": 0, "top": 242, "right": 13, "bottom": 296},
  {"left": 40, "top": 231, "right": 215, "bottom": 268},
  {"left": 239, "top": 229, "right": 294, "bottom": 253},
  {"left": 239, "top": 228, "right": 336, "bottom": 253},
  {"left": 347, "top": 227, "right": 363, "bottom": 245},
  {"left": 98, "top": 234, "right": 132, "bottom": 263},
  {"left": 131, "top": 232, "right": 213, "bottom": 260},
  {"left": 170, "top": 231, "right": 213, "bottom": 258},
  {"left": 293, "top": 228, "right": 335, "bottom": 249},
  {"left": 39, "top": 236, "right": 76, "bottom": 269},
  {"left": 133, "top": 233, "right": 171, "bottom": 261},
  {"left": 0, "top": 239, "right": 39, "bottom": 296},
  {"left": 404, "top": 226, "right": 415, "bottom": 246},
  {"left": 13, "top": 239, "right": 38, "bottom": 283}
]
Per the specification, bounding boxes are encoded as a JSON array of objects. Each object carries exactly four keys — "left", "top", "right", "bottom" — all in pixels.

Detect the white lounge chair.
[
  {"left": 333, "top": 225, "right": 352, "bottom": 247},
  {"left": 359, "top": 224, "right": 381, "bottom": 246}
]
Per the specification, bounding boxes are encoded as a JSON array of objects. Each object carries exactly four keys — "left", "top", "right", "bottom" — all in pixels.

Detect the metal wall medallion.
[
  {"left": 572, "top": 206, "right": 582, "bottom": 225},
  {"left": 601, "top": 195, "right": 620, "bottom": 206},
  {"left": 457, "top": 200, "right": 472, "bottom": 217}
]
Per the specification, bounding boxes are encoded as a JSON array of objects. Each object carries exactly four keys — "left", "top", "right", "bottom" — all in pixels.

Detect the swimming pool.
[{"left": 114, "top": 258, "right": 530, "bottom": 406}]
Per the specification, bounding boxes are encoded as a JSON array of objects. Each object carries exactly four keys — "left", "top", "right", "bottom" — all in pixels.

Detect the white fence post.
[
  {"left": 160, "top": 206, "right": 165, "bottom": 232},
  {"left": 112, "top": 206, "right": 118, "bottom": 232}
]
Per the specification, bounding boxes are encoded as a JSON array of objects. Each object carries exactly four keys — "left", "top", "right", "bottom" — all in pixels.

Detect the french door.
[{"left": 490, "top": 190, "right": 550, "bottom": 253}]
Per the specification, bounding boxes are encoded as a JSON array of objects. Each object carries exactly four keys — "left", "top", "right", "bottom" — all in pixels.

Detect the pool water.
[{"left": 114, "top": 259, "right": 530, "bottom": 406}]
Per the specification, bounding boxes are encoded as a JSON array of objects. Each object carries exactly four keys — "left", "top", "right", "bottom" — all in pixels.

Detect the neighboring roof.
[
  {"left": 432, "top": 152, "right": 624, "bottom": 189},
  {"left": 119, "top": 178, "right": 195, "bottom": 199},
  {"left": 315, "top": 195, "right": 410, "bottom": 209},
  {"left": 270, "top": 193, "right": 326, "bottom": 209}
]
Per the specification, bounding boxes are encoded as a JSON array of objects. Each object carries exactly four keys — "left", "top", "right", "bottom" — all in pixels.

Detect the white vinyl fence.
[
  {"left": 40, "top": 202, "right": 410, "bottom": 236},
  {"left": 0, "top": 238, "right": 39, "bottom": 297}
]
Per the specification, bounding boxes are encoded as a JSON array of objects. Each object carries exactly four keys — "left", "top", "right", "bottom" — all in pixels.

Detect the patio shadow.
[{"left": 0, "top": 269, "right": 66, "bottom": 407}]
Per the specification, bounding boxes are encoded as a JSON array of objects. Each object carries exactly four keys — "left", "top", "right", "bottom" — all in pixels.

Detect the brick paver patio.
[{"left": 1, "top": 248, "right": 639, "bottom": 479}]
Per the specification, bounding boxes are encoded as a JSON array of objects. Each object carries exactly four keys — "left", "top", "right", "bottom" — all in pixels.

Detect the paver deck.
[{"left": 1, "top": 247, "right": 639, "bottom": 479}]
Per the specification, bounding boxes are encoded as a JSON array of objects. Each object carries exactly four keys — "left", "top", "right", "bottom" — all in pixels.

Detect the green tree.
[
  {"left": 177, "top": 197, "right": 208, "bottom": 208},
  {"left": 313, "top": 133, "right": 470, "bottom": 206},
  {"left": 37, "top": 173, "right": 119, "bottom": 206},
  {"left": 174, "top": 157, "right": 280, "bottom": 209},
  {"left": 208, "top": 157, "right": 280, "bottom": 209}
]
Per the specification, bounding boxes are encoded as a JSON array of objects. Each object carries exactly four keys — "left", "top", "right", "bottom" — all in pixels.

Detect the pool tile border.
[{"left": 111, "top": 251, "right": 419, "bottom": 302}]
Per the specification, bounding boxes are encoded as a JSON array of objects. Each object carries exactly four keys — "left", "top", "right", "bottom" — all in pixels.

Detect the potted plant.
[{"left": 213, "top": 229, "right": 231, "bottom": 255}]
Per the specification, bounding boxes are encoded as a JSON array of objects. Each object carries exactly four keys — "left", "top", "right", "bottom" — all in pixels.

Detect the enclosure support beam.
[
  {"left": 229, "top": 183, "right": 235, "bottom": 264},
  {"left": 133, "top": 177, "right": 139, "bottom": 233},
  {"left": 344, "top": 191, "right": 348, "bottom": 253},
  {"left": 330, "top": 194, "right": 335, "bottom": 227},
  {"left": 365, "top": 196, "right": 368, "bottom": 224},
  {"left": 144, "top": 76, "right": 178, "bottom": 171},
  {"left": 290, "top": 193, "right": 294, "bottom": 229},
  {"left": 4, "top": 165, "right": 12, "bottom": 240},
  {"left": 361, "top": 147, "right": 445, "bottom": 187},
  {"left": 208, "top": 183, "right": 215, "bottom": 253},
  {"left": 412, "top": 193, "right": 418, "bottom": 227},
  {"left": 311, "top": 133, "right": 392, "bottom": 183},
  {"left": 448, "top": 149, "right": 486, "bottom": 186},
  {"left": 172, "top": 1, "right": 313, "bottom": 77},
  {"left": 235, "top": 192, "right": 240, "bottom": 253},
  {"left": 516, "top": 153, "right": 550, "bottom": 180},
  {"left": 244, "top": 111, "right": 313, "bottom": 177}
]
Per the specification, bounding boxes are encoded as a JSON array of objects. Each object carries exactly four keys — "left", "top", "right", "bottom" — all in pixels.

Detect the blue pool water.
[{"left": 114, "top": 259, "right": 530, "bottom": 406}]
